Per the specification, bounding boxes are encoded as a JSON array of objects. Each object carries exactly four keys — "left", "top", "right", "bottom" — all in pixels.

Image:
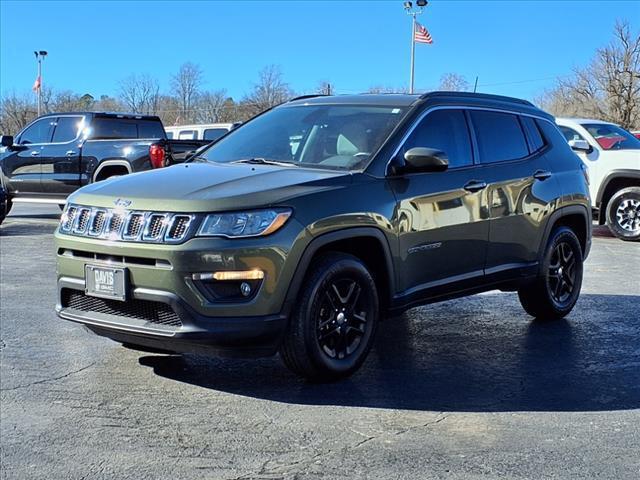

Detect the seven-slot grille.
[{"left": 59, "top": 205, "right": 194, "bottom": 243}]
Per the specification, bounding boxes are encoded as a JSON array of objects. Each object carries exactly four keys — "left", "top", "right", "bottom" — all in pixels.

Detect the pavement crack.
[{"left": 0, "top": 362, "right": 96, "bottom": 392}]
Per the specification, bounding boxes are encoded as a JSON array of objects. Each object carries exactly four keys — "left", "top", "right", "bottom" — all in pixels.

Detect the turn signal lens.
[{"left": 192, "top": 270, "right": 265, "bottom": 281}]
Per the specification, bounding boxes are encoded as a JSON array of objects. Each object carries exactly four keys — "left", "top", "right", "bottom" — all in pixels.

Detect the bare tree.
[
  {"left": 119, "top": 74, "right": 160, "bottom": 114},
  {"left": 438, "top": 73, "right": 470, "bottom": 92},
  {"left": 0, "top": 91, "right": 37, "bottom": 134},
  {"left": 171, "top": 62, "right": 203, "bottom": 123},
  {"left": 243, "top": 65, "right": 292, "bottom": 117},
  {"left": 316, "top": 81, "right": 333, "bottom": 95},
  {"left": 538, "top": 20, "right": 640, "bottom": 129},
  {"left": 197, "top": 90, "right": 237, "bottom": 123}
]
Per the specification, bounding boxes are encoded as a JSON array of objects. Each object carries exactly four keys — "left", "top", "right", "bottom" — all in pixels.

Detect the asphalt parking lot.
[{"left": 1, "top": 204, "right": 639, "bottom": 480}]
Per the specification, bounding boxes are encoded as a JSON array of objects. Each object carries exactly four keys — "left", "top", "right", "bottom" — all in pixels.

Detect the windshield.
[
  {"left": 582, "top": 123, "right": 640, "bottom": 150},
  {"left": 198, "top": 104, "right": 407, "bottom": 170}
]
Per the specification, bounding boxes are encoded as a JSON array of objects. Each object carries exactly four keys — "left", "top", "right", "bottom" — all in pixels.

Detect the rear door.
[
  {"left": 389, "top": 108, "right": 490, "bottom": 295},
  {"left": 2, "top": 117, "right": 54, "bottom": 195},
  {"left": 467, "top": 110, "right": 558, "bottom": 277},
  {"left": 41, "top": 115, "right": 85, "bottom": 195}
]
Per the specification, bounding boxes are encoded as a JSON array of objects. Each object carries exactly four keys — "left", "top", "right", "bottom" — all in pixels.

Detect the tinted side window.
[
  {"left": 52, "top": 116, "right": 83, "bottom": 143},
  {"left": 470, "top": 111, "right": 529, "bottom": 163},
  {"left": 404, "top": 109, "right": 473, "bottom": 168},
  {"left": 138, "top": 120, "right": 165, "bottom": 139},
  {"left": 520, "top": 116, "right": 545, "bottom": 153},
  {"left": 204, "top": 128, "right": 228, "bottom": 141},
  {"left": 19, "top": 118, "right": 54, "bottom": 144},
  {"left": 90, "top": 118, "right": 138, "bottom": 139},
  {"left": 558, "top": 125, "right": 586, "bottom": 142}
]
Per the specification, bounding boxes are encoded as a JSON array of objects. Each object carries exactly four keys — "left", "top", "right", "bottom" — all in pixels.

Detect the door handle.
[
  {"left": 463, "top": 180, "right": 487, "bottom": 192},
  {"left": 533, "top": 170, "right": 552, "bottom": 181},
  {"left": 30, "top": 150, "right": 40, "bottom": 156},
  {"left": 66, "top": 150, "right": 76, "bottom": 156}
]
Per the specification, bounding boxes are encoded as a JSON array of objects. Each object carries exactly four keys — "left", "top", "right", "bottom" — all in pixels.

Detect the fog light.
[{"left": 240, "top": 282, "right": 252, "bottom": 297}]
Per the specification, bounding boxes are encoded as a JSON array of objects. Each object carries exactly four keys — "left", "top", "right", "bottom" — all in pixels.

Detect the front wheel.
[
  {"left": 518, "top": 227, "right": 583, "bottom": 320},
  {"left": 280, "top": 252, "right": 379, "bottom": 382},
  {"left": 606, "top": 186, "right": 640, "bottom": 241}
]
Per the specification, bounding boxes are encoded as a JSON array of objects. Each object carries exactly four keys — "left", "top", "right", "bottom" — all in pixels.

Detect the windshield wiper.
[{"left": 233, "top": 158, "right": 297, "bottom": 167}]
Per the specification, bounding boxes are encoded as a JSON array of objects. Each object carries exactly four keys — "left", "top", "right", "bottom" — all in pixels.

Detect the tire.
[
  {"left": 280, "top": 252, "right": 379, "bottom": 382},
  {"left": 606, "top": 186, "right": 640, "bottom": 241},
  {"left": 518, "top": 226, "right": 583, "bottom": 320}
]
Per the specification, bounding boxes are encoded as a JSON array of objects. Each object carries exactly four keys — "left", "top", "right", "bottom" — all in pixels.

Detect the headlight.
[{"left": 197, "top": 208, "right": 292, "bottom": 238}]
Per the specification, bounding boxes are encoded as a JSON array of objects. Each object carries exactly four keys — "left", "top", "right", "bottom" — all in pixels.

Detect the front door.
[
  {"left": 389, "top": 108, "right": 490, "bottom": 296},
  {"left": 2, "top": 117, "right": 54, "bottom": 195}
]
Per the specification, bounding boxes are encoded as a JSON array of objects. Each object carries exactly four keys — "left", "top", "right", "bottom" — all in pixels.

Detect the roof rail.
[
  {"left": 287, "top": 94, "right": 328, "bottom": 103},
  {"left": 419, "top": 91, "right": 534, "bottom": 107}
]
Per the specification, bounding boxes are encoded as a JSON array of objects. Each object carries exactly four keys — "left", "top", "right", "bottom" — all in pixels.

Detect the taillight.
[{"left": 149, "top": 144, "right": 166, "bottom": 168}]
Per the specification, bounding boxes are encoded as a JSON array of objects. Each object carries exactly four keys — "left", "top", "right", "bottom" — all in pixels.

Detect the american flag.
[
  {"left": 414, "top": 22, "right": 433, "bottom": 44},
  {"left": 32, "top": 75, "right": 41, "bottom": 92}
]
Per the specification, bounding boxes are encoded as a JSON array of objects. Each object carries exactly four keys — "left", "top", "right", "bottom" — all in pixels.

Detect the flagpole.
[
  {"left": 37, "top": 56, "right": 42, "bottom": 116},
  {"left": 409, "top": 14, "right": 416, "bottom": 94}
]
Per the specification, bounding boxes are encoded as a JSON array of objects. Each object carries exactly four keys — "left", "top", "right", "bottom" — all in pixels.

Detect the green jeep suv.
[{"left": 55, "top": 92, "right": 592, "bottom": 381}]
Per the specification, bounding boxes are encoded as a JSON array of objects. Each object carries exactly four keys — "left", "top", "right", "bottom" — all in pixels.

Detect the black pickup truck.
[{"left": 0, "top": 112, "right": 209, "bottom": 210}]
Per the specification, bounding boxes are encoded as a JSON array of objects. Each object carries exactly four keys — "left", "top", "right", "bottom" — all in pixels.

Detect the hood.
[{"left": 69, "top": 162, "right": 352, "bottom": 212}]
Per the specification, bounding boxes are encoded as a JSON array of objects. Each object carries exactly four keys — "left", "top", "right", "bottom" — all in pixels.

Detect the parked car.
[
  {"left": 55, "top": 92, "right": 591, "bottom": 381},
  {"left": 0, "top": 112, "right": 210, "bottom": 209},
  {"left": 556, "top": 118, "right": 640, "bottom": 241},
  {"left": 165, "top": 122, "right": 241, "bottom": 142}
]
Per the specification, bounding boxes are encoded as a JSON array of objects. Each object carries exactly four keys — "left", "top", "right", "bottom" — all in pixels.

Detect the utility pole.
[
  {"left": 34, "top": 50, "right": 48, "bottom": 116},
  {"left": 403, "top": 1, "right": 428, "bottom": 94}
]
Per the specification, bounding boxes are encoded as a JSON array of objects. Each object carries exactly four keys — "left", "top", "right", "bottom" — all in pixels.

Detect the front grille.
[
  {"left": 59, "top": 204, "right": 195, "bottom": 244},
  {"left": 62, "top": 290, "right": 182, "bottom": 328}
]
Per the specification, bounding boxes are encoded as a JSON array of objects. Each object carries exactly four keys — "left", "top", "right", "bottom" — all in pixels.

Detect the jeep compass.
[{"left": 55, "top": 92, "right": 592, "bottom": 381}]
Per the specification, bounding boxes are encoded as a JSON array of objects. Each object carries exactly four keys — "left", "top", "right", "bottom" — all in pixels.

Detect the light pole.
[
  {"left": 34, "top": 50, "right": 47, "bottom": 116},
  {"left": 403, "top": 1, "right": 428, "bottom": 94}
]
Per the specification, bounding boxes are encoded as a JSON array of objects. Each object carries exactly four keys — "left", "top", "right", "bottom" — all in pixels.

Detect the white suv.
[{"left": 556, "top": 118, "right": 640, "bottom": 241}]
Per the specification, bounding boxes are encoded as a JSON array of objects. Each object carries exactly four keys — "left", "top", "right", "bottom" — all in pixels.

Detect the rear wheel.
[
  {"left": 606, "top": 186, "right": 640, "bottom": 241},
  {"left": 518, "top": 227, "right": 583, "bottom": 320},
  {"left": 280, "top": 252, "right": 379, "bottom": 382}
]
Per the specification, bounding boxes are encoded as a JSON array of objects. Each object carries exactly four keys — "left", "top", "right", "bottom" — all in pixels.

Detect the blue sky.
[{"left": 1, "top": 0, "right": 638, "bottom": 102}]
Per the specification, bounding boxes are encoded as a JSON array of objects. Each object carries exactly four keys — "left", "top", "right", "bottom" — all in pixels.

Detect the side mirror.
[
  {"left": 400, "top": 147, "right": 449, "bottom": 174},
  {"left": 568, "top": 139, "right": 592, "bottom": 153},
  {"left": 0, "top": 135, "right": 13, "bottom": 148}
]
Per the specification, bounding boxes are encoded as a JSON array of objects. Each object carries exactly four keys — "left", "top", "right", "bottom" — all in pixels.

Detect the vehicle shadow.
[{"left": 138, "top": 293, "right": 640, "bottom": 412}]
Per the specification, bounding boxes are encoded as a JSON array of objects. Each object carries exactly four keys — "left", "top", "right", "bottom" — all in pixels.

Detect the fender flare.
[
  {"left": 538, "top": 204, "right": 592, "bottom": 262},
  {"left": 596, "top": 169, "right": 640, "bottom": 206},
  {"left": 92, "top": 160, "right": 132, "bottom": 183},
  {"left": 282, "top": 227, "right": 396, "bottom": 316}
]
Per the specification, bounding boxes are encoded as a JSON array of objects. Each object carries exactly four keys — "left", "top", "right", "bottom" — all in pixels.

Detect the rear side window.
[
  {"left": 178, "top": 130, "right": 197, "bottom": 140},
  {"left": 51, "top": 116, "right": 83, "bottom": 143},
  {"left": 470, "top": 110, "right": 529, "bottom": 163},
  {"left": 520, "top": 116, "right": 545, "bottom": 153},
  {"left": 204, "top": 128, "right": 228, "bottom": 141},
  {"left": 138, "top": 120, "right": 165, "bottom": 139},
  {"left": 19, "top": 118, "right": 54, "bottom": 144},
  {"left": 90, "top": 118, "right": 138, "bottom": 139},
  {"left": 404, "top": 109, "right": 473, "bottom": 168},
  {"left": 166, "top": 131, "right": 174, "bottom": 139}
]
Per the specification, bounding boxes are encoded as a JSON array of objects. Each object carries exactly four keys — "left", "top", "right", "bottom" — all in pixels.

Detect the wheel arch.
[
  {"left": 539, "top": 205, "right": 592, "bottom": 262},
  {"left": 283, "top": 227, "right": 396, "bottom": 317},
  {"left": 92, "top": 160, "right": 132, "bottom": 183},
  {"left": 595, "top": 170, "right": 640, "bottom": 224}
]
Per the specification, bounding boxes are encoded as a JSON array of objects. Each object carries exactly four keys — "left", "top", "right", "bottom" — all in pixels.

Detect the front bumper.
[{"left": 56, "top": 277, "right": 287, "bottom": 357}]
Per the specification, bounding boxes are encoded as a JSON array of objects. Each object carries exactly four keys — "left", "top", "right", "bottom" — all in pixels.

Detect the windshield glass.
[
  {"left": 199, "top": 104, "right": 407, "bottom": 170},
  {"left": 582, "top": 123, "right": 640, "bottom": 150}
]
